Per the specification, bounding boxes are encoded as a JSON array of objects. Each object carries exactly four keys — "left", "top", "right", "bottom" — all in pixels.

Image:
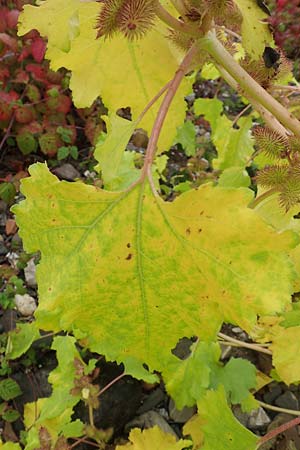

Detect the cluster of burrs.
[{"left": 254, "top": 127, "right": 300, "bottom": 211}]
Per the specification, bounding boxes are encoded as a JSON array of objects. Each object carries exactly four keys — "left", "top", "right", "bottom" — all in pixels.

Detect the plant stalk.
[
  {"left": 218, "top": 332, "right": 272, "bottom": 355},
  {"left": 258, "top": 415, "right": 300, "bottom": 448},
  {"left": 141, "top": 43, "right": 198, "bottom": 186},
  {"left": 216, "top": 65, "right": 290, "bottom": 137},
  {"left": 170, "top": 0, "right": 187, "bottom": 15},
  {"left": 249, "top": 188, "right": 278, "bottom": 209},
  {"left": 156, "top": 2, "right": 199, "bottom": 36},
  {"left": 200, "top": 31, "right": 300, "bottom": 138}
]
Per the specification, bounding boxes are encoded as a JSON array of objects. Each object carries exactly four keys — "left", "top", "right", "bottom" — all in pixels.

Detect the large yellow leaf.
[
  {"left": 116, "top": 426, "right": 191, "bottom": 450},
  {"left": 13, "top": 163, "right": 296, "bottom": 379},
  {"left": 18, "top": 0, "right": 191, "bottom": 152}
]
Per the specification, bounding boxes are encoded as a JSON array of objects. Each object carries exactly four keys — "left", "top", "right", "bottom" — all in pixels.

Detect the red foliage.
[{"left": 0, "top": 0, "right": 105, "bottom": 163}]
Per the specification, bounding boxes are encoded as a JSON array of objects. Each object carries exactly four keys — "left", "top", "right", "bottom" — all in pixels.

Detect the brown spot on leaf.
[
  {"left": 186, "top": 227, "right": 191, "bottom": 235},
  {"left": 127, "top": 243, "right": 131, "bottom": 248},
  {"left": 198, "top": 228, "right": 202, "bottom": 233},
  {"left": 126, "top": 253, "right": 133, "bottom": 260}
]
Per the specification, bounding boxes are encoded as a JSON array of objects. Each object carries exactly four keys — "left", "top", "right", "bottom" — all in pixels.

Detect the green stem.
[
  {"left": 249, "top": 188, "right": 278, "bottom": 209},
  {"left": 258, "top": 401, "right": 300, "bottom": 417},
  {"left": 199, "top": 31, "right": 300, "bottom": 137},
  {"left": 216, "top": 65, "right": 290, "bottom": 137},
  {"left": 156, "top": 2, "right": 199, "bottom": 36}
]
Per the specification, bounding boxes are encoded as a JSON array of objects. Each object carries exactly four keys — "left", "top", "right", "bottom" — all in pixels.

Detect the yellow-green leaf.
[
  {"left": 18, "top": 0, "right": 192, "bottom": 152},
  {"left": 197, "top": 387, "right": 259, "bottom": 450},
  {"left": 233, "top": 0, "right": 273, "bottom": 59},
  {"left": 13, "top": 163, "right": 296, "bottom": 380},
  {"left": 116, "top": 426, "right": 191, "bottom": 450},
  {"left": 94, "top": 114, "right": 139, "bottom": 190},
  {"left": 271, "top": 325, "right": 300, "bottom": 385},
  {"left": 164, "top": 341, "right": 221, "bottom": 409},
  {"left": 194, "top": 98, "right": 254, "bottom": 170}
]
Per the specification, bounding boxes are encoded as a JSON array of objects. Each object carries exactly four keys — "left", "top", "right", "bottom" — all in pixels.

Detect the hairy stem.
[
  {"left": 218, "top": 332, "right": 272, "bottom": 355},
  {"left": 249, "top": 188, "right": 278, "bottom": 209},
  {"left": 216, "top": 65, "right": 290, "bottom": 137},
  {"left": 141, "top": 43, "right": 198, "bottom": 186},
  {"left": 156, "top": 2, "right": 199, "bottom": 36},
  {"left": 200, "top": 32, "right": 300, "bottom": 137},
  {"left": 170, "top": 0, "right": 187, "bottom": 15}
]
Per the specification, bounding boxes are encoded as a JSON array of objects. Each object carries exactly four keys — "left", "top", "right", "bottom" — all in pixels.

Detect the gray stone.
[
  {"left": 6, "top": 251, "right": 19, "bottom": 268},
  {"left": 247, "top": 407, "right": 271, "bottom": 430},
  {"left": 125, "top": 410, "right": 178, "bottom": 438},
  {"left": 169, "top": 398, "right": 196, "bottom": 423},
  {"left": 52, "top": 163, "right": 80, "bottom": 181},
  {"left": 263, "top": 384, "right": 282, "bottom": 404},
  {"left": 232, "top": 405, "right": 249, "bottom": 428},
  {"left": 275, "top": 391, "right": 299, "bottom": 411},
  {"left": 137, "top": 388, "right": 165, "bottom": 414},
  {"left": 0, "top": 241, "right": 8, "bottom": 256},
  {"left": 24, "top": 258, "right": 37, "bottom": 287},
  {"left": 0, "top": 200, "right": 7, "bottom": 212},
  {"left": 14, "top": 294, "right": 37, "bottom": 317},
  {"left": 0, "top": 212, "right": 7, "bottom": 226}
]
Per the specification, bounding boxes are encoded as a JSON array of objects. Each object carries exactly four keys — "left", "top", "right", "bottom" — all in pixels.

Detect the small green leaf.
[
  {"left": 57, "top": 146, "right": 70, "bottom": 160},
  {"left": 69, "top": 145, "right": 78, "bottom": 160},
  {"left": 0, "top": 182, "right": 16, "bottom": 204},
  {"left": 211, "top": 358, "right": 257, "bottom": 405},
  {"left": 0, "top": 378, "right": 22, "bottom": 401},
  {"left": 218, "top": 167, "right": 251, "bottom": 188},
  {"left": 16, "top": 132, "right": 38, "bottom": 155},
  {"left": 57, "top": 126, "right": 73, "bottom": 144},
  {"left": 175, "top": 121, "right": 196, "bottom": 156},
  {"left": 61, "top": 419, "right": 84, "bottom": 438},
  {"left": 2, "top": 408, "right": 20, "bottom": 422},
  {"left": 47, "top": 87, "right": 59, "bottom": 98}
]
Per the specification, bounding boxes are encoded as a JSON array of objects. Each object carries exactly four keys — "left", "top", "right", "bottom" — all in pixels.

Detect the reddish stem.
[
  {"left": 258, "top": 416, "right": 300, "bottom": 446},
  {"left": 141, "top": 43, "right": 198, "bottom": 185},
  {"left": 97, "top": 372, "right": 126, "bottom": 397}
]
